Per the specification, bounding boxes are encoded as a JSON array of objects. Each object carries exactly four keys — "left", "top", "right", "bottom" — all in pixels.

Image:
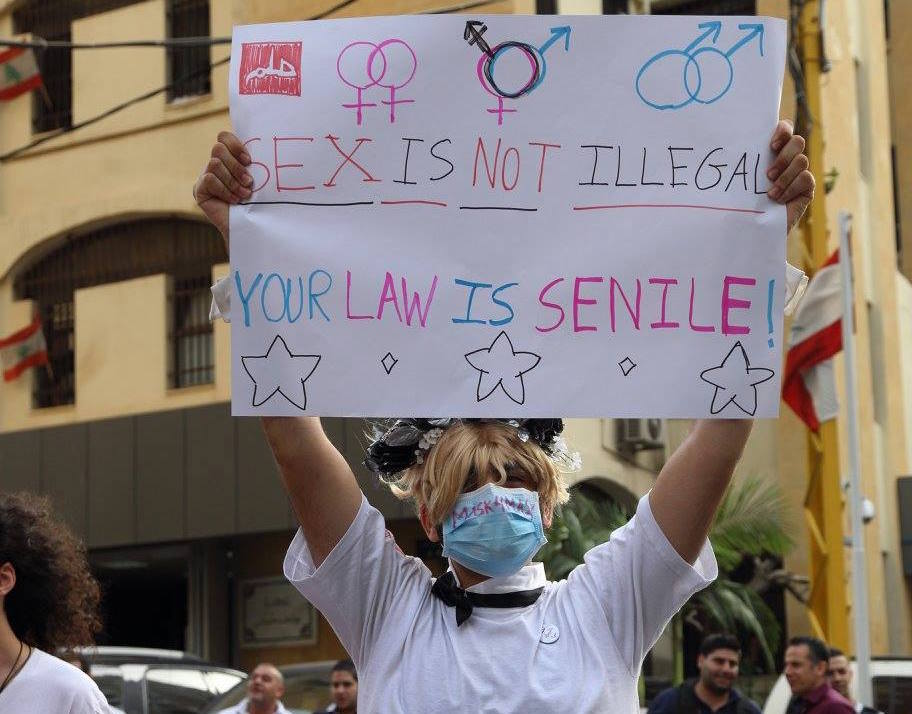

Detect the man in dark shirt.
[
  {"left": 784, "top": 637, "right": 854, "bottom": 714},
  {"left": 826, "top": 648, "right": 883, "bottom": 714},
  {"left": 647, "top": 634, "right": 761, "bottom": 714},
  {"left": 314, "top": 660, "right": 357, "bottom": 714}
]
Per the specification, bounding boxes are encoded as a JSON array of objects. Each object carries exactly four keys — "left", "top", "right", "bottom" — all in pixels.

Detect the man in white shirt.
[
  {"left": 216, "top": 663, "right": 288, "bottom": 714},
  {"left": 195, "top": 121, "right": 814, "bottom": 713},
  {"left": 0, "top": 492, "right": 111, "bottom": 714}
]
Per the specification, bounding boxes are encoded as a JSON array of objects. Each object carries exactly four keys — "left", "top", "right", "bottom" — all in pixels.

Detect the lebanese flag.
[
  {"left": 0, "top": 47, "right": 43, "bottom": 101},
  {"left": 782, "top": 250, "right": 843, "bottom": 431},
  {"left": 0, "top": 318, "right": 48, "bottom": 382}
]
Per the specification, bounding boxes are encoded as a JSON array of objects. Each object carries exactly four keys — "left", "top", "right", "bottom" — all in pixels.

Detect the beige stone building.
[
  {"left": 770, "top": 0, "right": 912, "bottom": 658},
  {"left": 1, "top": 0, "right": 910, "bottom": 703},
  {"left": 639, "top": 0, "right": 912, "bottom": 665},
  {"left": 0, "top": 0, "right": 668, "bottom": 679}
]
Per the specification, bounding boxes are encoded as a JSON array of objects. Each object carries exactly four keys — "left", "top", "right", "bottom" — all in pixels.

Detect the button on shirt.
[
  {"left": 787, "top": 683, "right": 855, "bottom": 713},
  {"left": 283, "top": 492, "right": 717, "bottom": 714}
]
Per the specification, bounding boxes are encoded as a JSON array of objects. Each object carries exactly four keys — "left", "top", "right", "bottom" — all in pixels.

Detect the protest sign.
[{"left": 228, "top": 14, "right": 787, "bottom": 417}]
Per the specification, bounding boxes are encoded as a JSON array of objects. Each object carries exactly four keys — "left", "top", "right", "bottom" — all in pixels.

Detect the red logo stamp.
[{"left": 239, "top": 42, "right": 302, "bottom": 96}]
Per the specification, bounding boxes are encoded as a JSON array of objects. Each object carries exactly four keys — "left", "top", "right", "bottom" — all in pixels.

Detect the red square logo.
[{"left": 239, "top": 42, "right": 302, "bottom": 96}]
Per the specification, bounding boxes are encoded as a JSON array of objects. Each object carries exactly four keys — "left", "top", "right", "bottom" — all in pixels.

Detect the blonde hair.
[{"left": 386, "top": 421, "right": 570, "bottom": 525}]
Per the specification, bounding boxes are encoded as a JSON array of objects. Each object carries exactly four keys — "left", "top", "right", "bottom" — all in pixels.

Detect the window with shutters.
[
  {"left": 167, "top": 0, "right": 211, "bottom": 101},
  {"left": 14, "top": 218, "right": 225, "bottom": 408}
]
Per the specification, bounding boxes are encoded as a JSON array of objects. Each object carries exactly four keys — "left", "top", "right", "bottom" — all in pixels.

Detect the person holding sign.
[{"left": 194, "top": 121, "right": 812, "bottom": 713}]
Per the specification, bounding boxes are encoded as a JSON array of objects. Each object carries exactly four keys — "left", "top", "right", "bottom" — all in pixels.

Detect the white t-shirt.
[
  {"left": 284, "top": 492, "right": 716, "bottom": 714},
  {"left": 0, "top": 647, "right": 110, "bottom": 714}
]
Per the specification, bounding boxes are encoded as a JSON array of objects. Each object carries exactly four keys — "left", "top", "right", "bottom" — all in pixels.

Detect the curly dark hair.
[{"left": 0, "top": 492, "right": 102, "bottom": 651}]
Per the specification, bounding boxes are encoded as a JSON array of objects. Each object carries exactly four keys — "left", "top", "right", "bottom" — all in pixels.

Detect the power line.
[
  {"left": 0, "top": 56, "right": 230, "bottom": 162},
  {"left": 0, "top": 0, "right": 490, "bottom": 161},
  {"left": 0, "top": 0, "right": 365, "bottom": 50},
  {"left": 0, "top": 0, "right": 359, "bottom": 161},
  {"left": 0, "top": 0, "right": 492, "bottom": 48},
  {"left": 312, "top": 0, "right": 360, "bottom": 19},
  {"left": 422, "top": 0, "right": 493, "bottom": 13},
  {"left": 0, "top": 36, "right": 231, "bottom": 50}
]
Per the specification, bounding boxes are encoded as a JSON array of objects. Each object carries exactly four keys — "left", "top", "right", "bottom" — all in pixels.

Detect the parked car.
[
  {"left": 72, "top": 647, "right": 245, "bottom": 714},
  {"left": 200, "top": 661, "right": 336, "bottom": 714},
  {"left": 762, "top": 657, "right": 912, "bottom": 714}
]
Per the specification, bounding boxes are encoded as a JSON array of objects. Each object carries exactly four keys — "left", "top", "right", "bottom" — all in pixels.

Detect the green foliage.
[
  {"left": 540, "top": 475, "right": 794, "bottom": 673},
  {"left": 710, "top": 475, "right": 794, "bottom": 572},
  {"left": 691, "top": 579, "right": 780, "bottom": 671},
  {"left": 539, "top": 490, "right": 628, "bottom": 580}
]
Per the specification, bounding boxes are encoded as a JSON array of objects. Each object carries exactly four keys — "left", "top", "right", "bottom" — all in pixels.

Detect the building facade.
[
  {"left": 1, "top": 0, "right": 910, "bottom": 691},
  {"left": 0, "top": 0, "right": 670, "bottom": 674},
  {"left": 771, "top": 0, "right": 912, "bottom": 657}
]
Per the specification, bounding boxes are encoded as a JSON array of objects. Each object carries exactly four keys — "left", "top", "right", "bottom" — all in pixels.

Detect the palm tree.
[{"left": 539, "top": 475, "right": 796, "bottom": 672}]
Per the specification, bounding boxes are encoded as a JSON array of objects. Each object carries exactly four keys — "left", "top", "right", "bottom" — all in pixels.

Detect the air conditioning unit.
[{"left": 616, "top": 418, "right": 665, "bottom": 453}]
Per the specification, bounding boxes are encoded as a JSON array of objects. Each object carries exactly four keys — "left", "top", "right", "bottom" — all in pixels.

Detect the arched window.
[{"left": 14, "top": 218, "right": 226, "bottom": 408}]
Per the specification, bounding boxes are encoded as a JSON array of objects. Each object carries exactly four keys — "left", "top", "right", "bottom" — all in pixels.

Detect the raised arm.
[
  {"left": 649, "top": 120, "right": 815, "bottom": 563},
  {"left": 261, "top": 416, "right": 363, "bottom": 566},
  {"left": 193, "top": 131, "right": 363, "bottom": 566},
  {"left": 649, "top": 419, "right": 752, "bottom": 563}
]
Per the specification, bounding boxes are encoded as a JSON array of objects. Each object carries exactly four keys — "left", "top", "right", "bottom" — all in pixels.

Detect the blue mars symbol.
[{"left": 635, "top": 21, "right": 764, "bottom": 111}]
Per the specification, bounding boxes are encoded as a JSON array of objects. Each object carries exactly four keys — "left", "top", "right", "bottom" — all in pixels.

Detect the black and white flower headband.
[{"left": 363, "top": 418, "right": 581, "bottom": 478}]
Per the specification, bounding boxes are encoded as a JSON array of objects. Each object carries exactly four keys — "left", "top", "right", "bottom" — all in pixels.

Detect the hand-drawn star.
[
  {"left": 464, "top": 331, "right": 542, "bottom": 405},
  {"left": 699, "top": 341, "right": 775, "bottom": 416},
  {"left": 241, "top": 335, "right": 321, "bottom": 411}
]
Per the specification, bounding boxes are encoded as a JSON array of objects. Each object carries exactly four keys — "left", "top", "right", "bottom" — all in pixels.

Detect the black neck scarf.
[{"left": 431, "top": 570, "right": 544, "bottom": 627}]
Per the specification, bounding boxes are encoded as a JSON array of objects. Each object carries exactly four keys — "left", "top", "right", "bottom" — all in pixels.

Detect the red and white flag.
[
  {"left": 782, "top": 250, "right": 843, "bottom": 431},
  {"left": 0, "top": 318, "right": 48, "bottom": 382},
  {"left": 0, "top": 47, "right": 42, "bottom": 101}
]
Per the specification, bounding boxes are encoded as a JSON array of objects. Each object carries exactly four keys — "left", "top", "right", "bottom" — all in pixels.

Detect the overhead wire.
[
  {"left": 0, "top": 36, "right": 231, "bottom": 49},
  {"left": 0, "top": 0, "right": 378, "bottom": 48},
  {"left": 0, "top": 56, "right": 229, "bottom": 162},
  {"left": 0, "top": 0, "right": 504, "bottom": 161}
]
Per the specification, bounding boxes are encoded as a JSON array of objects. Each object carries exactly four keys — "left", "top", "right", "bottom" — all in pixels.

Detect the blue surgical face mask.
[{"left": 441, "top": 483, "right": 547, "bottom": 578}]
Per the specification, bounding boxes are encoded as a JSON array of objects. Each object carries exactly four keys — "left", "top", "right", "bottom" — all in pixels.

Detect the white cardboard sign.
[{"left": 228, "top": 14, "right": 788, "bottom": 417}]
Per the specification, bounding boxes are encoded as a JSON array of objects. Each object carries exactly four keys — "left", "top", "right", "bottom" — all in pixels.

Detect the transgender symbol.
[
  {"left": 337, "top": 39, "right": 417, "bottom": 125},
  {"left": 464, "top": 21, "right": 571, "bottom": 125},
  {"left": 636, "top": 21, "right": 764, "bottom": 111}
]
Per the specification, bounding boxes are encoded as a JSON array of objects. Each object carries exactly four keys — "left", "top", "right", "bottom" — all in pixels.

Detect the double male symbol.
[{"left": 636, "top": 21, "right": 765, "bottom": 111}]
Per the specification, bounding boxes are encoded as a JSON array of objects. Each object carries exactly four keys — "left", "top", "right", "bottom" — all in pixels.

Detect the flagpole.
[{"left": 838, "top": 211, "right": 872, "bottom": 705}]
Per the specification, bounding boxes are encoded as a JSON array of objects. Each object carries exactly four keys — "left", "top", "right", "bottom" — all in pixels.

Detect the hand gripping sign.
[{"left": 228, "top": 14, "right": 788, "bottom": 418}]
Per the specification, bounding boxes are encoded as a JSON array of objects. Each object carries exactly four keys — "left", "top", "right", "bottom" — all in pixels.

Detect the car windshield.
[
  {"left": 145, "top": 666, "right": 244, "bottom": 714},
  {"left": 91, "top": 665, "right": 126, "bottom": 710}
]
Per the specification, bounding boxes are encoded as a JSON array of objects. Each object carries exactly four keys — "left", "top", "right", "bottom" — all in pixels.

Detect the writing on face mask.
[{"left": 450, "top": 491, "right": 536, "bottom": 530}]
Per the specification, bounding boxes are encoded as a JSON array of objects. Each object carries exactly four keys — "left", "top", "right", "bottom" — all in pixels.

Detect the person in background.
[
  {"left": 0, "top": 491, "right": 111, "bottom": 713},
  {"left": 315, "top": 659, "right": 358, "bottom": 714},
  {"left": 784, "top": 636, "right": 853, "bottom": 713},
  {"left": 826, "top": 648, "right": 882, "bottom": 714},
  {"left": 216, "top": 662, "right": 288, "bottom": 714},
  {"left": 647, "top": 633, "right": 761, "bottom": 714}
]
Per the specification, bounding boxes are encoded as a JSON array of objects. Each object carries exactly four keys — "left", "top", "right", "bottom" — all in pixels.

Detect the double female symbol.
[{"left": 337, "top": 38, "right": 418, "bottom": 125}]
